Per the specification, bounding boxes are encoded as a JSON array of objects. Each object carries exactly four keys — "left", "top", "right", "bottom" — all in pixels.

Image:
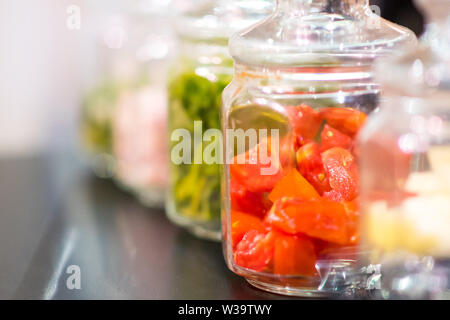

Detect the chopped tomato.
[
  {"left": 323, "top": 190, "right": 345, "bottom": 202},
  {"left": 273, "top": 231, "right": 317, "bottom": 276},
  {"left": 286, "top": 104, "right": 322, "bottom": 141},
  {"left": 320, "top": 108, "right": 367, "bottom": 136},
  {"left": 230, "top": 137, "right": 285, "bottom": 193},
  {"left": 343, "top": 201, "right": 360, "bottom": 245},
  {"left": 268, "top": 168, "right": 320, "bottom": 203},
  {"left": 296, "top": 142, "right": 322, "bottom": 173},
  {"left": 313, "top": 239, "right": 343, "bottom": 256},
  {"left": 265, "top": 198, "right": 358, "bottom": 245},
  {"left": 296, "top": 142, "right": 331, "bottom": 195},
  {"left": 230, "top": 179, "right": 272, "bottom": 218},
  {"left": 294, "top": 135, "right": 313, "bottom": 150},
  {"left": 321, "top": 147, "right": 359, "bottom": 201},
  {"left": 234, "top": 230, "right": 276, "bottom": 272},
  {"left": 231, "top": 211, "right": 265, "bottom": 248},
  {"left": 320, "top": 124, "right": 353, "bottom": 151}
]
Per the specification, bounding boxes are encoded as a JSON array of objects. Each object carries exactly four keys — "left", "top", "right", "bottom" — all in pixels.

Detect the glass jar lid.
[
  {"left": 229, "top": 0, "right": 416, "bottom": 67},
  {"left": 375, "top": 0, "right": 450, "bottom": 98},
  {"left": 175, "top": 0, "right": 275, "bottom": 40}
]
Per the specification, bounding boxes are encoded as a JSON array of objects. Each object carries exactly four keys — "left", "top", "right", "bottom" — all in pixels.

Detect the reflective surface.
[{"left": 0, "top": 153, "right": 299, "bottom": 299}]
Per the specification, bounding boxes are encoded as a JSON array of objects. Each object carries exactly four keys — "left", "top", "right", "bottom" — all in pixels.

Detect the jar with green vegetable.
[{"left": 166, "top": 0, "right": 274, "bottom": 240}]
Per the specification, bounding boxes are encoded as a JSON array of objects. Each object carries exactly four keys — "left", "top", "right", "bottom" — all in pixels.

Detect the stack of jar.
[{"left": 80, "top": 0, "right": 450, "bottom": 299}]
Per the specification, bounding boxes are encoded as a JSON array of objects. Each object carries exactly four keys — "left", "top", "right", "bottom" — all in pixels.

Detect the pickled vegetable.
[
  {"left": 168, "top": 62, "right": 232, "bottom": 222},
  {"left": 230, "top": 104, "right": 366, "bottom": 276},
  {"left": 81, "top": 80, "right": 122, "bottom": 155}
]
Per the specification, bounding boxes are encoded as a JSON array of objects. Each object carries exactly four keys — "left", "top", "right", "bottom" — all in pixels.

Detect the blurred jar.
[
  {"left": 222, "top": 0, "right": 416, "bottom": 297},
  {"left": 80, "top": 0, "right": 178, "bottom": 208},
  {"left": 359, "top": 0, "right": 450, "bottom": 300},
  {"left": 166, "top": 0, "right": 274, "bottom": 240}
]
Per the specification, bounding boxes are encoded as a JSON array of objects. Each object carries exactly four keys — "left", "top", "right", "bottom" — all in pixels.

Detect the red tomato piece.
[
  {"left": 321, "top": 147, "right": 359, "bottom": 201},
  {"left": 234, "top": 230, "right": 276, "bottom": 272},
  {"left": 296, "top": 142, "right": 331, "bottom": 195},
  {"left": 313, "top": 239, "right": 342, "bottom": 256},
  {"left": 323, "top": 190, "right": 345, "bottom": 202},
  {"left": 230, "top": 137, "right": 285, "bottom": 193},
  {"left": 320, "top": 124, "right": 353, "bottom": 151},
  {"left": 265, "top": 198, "right": 358, "bottom": 245},
  {"left": 230, "top": 179, "right": 272, "bottom": 218},
  {"left": 231, "top": 211, "right": 265, "bottom": 248},
  {"left": 343, "top": 201, "right": 360, "bottom": 245},
  {"left": 273, "top": 231, "right": 317, "bottom": 277},
  {"left": 320, "top": 108, "right": 367, "bottom": 136},
  {"left": 268, "top": 168, "right": 320, "bottom": 203},
  {"left": 286, "top": 104, "right": 322, "bottom": 141}
]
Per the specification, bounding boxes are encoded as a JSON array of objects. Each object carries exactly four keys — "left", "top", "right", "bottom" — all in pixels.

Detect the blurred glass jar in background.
[
  {"left": 112, "top": 1, "right": 178, "bottom": 208},
  {"left": 222, "top": 0, "right": 416, "bottom": 297},
  {"left": 80, "top": 0, "right": 179, "bottom": 208},
  {"left": 166, "top": 0, "right": 274, "bottom": 240},
  {"left": 359, "top": 0, "right": 450, "bottom": 300}
]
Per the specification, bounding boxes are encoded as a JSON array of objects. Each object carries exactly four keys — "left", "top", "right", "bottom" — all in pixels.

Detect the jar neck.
[
  {"left": 234, "top": 62, "right": 375, "bottom": 87},
  {"left": 277, "top": 0, "right": 369, "bottom": 14}
]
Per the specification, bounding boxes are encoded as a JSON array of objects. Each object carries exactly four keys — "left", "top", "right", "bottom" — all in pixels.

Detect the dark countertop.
[{"left": 0, "top": 153, "right": 296, "bottom": 300}]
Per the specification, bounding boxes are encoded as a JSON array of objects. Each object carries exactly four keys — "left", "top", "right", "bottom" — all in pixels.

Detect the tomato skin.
[
  {"left": 320, "top": 108, "right": 367, "bottom": 136},
  {"left": 320, "top": 124, "right": 353, "bottom": 152},
  {"left": 323, "top": 189, "right": 345, "bottom": 202},
  {"left": 313, "top": 239, "right": 342, "bottom": 256},
  {"left": 273, "top": 231, "right": 317, "bottom": 277},
  {"left": 321, "top": 147, "right": 359, "bottom": 201},
  {"left": 231, "top": 211, "right": 265, "bottom": 248},
  {"left": 287, "top": 104, "right": 322, "bottom": 142},
  {"left": 234, "top": 230, "right": 276, "bottom": 272},
  {"left": 268, "top": 168, "right": 319, "bottom": 203},
  {"left": 265, "top": 198, "right": 358, "bottom": 245},
  {"left": 233, "top": 227, "right": 319, "bottom": 276},
  {"left": 296, "top": 142, "right": 331, "bottom": 195},
  {"left": 230, "top": 179, "right": 272, "bottom": 218},
  {"left": 230, "top": 138, "right": 285, "bottom": 193}
]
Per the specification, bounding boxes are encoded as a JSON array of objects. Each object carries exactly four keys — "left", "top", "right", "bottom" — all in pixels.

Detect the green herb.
[
  {"left": 81, "top": 80, "right": 121, "bottom": 154},
  {"left": 168, "top": 61, "right": 232, "bottom": 222},
  {"left": 81, "top": 74, "right": 150, "bottom": 155}
]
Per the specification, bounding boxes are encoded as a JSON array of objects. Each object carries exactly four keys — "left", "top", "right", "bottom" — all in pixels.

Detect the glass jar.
[
  {"left": 166, "top": 0, "right": 274, "bottom": 240},
  {"left": 112, "top": 1, "right": 178, "bottom": 208},
  {"left": 80, "top": 11, "right": 126, "bottom": 179},
  {"left": 81, "top": 0, "right": 178, "bottom": 208},
  {"left": 359, "top": 0, "right": 450, "bottom": 300},
  {"left": 222, "top": 0, "right": 416, "bottom": 297}
]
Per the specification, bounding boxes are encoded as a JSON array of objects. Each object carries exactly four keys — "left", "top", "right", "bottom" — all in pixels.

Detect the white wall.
[{"left": 0, "top": 0, "right": 124, "bottom": 156}]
